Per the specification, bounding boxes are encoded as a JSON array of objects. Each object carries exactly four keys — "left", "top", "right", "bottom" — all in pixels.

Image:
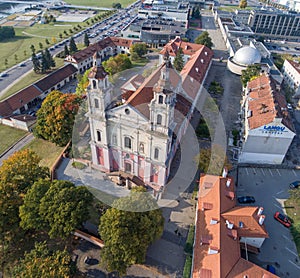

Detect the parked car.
[
  {"left": 289, "top": 180, "right": 300, "bottom": 189},
  {"left": 267, "top": 265, "right": 276, "bottom": 274},
  {"left": 237, "top": 196, "right": 255, "bottom": 204},
  {"left": 274, "top": 211, "right": 291, "bottom": 228}
]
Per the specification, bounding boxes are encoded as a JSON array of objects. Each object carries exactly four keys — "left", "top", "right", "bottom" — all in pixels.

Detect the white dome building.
[{"left": 227, "top": 46, "right": 262, "bottom": 75}]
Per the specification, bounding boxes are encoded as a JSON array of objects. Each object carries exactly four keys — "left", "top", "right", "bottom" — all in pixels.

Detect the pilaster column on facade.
[
  {"left": 103, "top": 147, "right": 111, "bottom": 171},
  {"left": 144, "top": 160, "right": 152, "bottom": 183},
  {"left": 158, "top": 166, "right": 166, "bottom": 187},
  {"left": 90, "top": 143, "right": 98, "bottom": 165}
]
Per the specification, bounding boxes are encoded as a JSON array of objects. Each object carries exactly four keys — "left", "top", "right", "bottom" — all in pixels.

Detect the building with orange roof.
[
  {"left": 238, "top": 73, "right": 295, "bottom": 164},
  {"left": 86, "top": 39, "right": 213, "bottom": 191},
  {"left": 192, "top": 172, "right": 278, "bottom": 278},
  {"left": 64, "top": 37, "right": 138, "bottom": 73}
]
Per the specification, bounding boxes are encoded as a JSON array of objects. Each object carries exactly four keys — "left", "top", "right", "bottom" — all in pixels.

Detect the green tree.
[
  {"left": 130, "top": 43, "right": 147, "bottom": 61},
  {"left": 241, "top": 64, "right": 261, "bottom": 87},
  {"left": 173, "top": 47, "right": 184, "bottom": 72},
  {"left": 193, "top": 6, "right": 200, "bottom": 19},
  {"left": 103, "top": 54, "right": 132, "bottom": 75},
  {"left": 0, "top": 149, "right": 49, "bottom": 194},
  {"left": 32, "top": 52, "right": 41, "bottom": 73},
  {"left": 39, "top": 180, "right": 93, "bottom": 239},
  {"left": 195, "top": 31, "right": 213, "bottom": 49},
  {"left": 69, "top": 37, "right": 78, "bottom": 53},
  {"left": 99, "top": 188, "right": 164, "bottom": 275},
  {"left": 239, "top": 0, "right": 248, "bottom": 8},
  {"left": 112, "top": 2, "right": 122, "bottom": 9},
  {"left": 23, "top": 50, "right": 27, "bottom": 58},
  {"left": 14, "top": 54, "right": 18, "bottom": 62},
  {"left": 195, "top": 144, "right": 232, "bottom": 175},
  {"left": 19, "top": 179, "right": 51, "bottom": 231},
  {"left": 39, "top": 42, "right": 43, "bottom": 50},
  {"left": 45, "top": 38, "right": 50, "bottom": 45},
  {"left": 12, "top": 241, "right": 73, "bottom": 278},
  {"left": 59, "top": 33, "right": 63, "bottom": 39},
  {"left": 34, "top": 90, "right": 82, "bottom": 146},
  {"left": 64, "top": 44, "right": 70, "bottom": 57},
  {"left": 84, "top": 32, "right": 90, "bottom": 47},
  {"left": 30, "top": 44, "right": 35, "bottom": 54},
  {"left": 64, "top": 30, "right": 68, "bottom": 36},
  {"left": 40, "top": 51, "right": 48, "bottom": 73},
  {"left": 4, "top": 58, "right": 8, "bottom": 68},
  {"left": 75, "top": 68, "right": 91, "bottom": 95},
  {"left": 44, "top": 48, "right": 55, "bottom": 68}
]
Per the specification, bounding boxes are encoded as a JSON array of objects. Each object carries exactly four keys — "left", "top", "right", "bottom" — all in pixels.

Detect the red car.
[{"left": 274, "top": 212, "right": 291, "bottom": 228}]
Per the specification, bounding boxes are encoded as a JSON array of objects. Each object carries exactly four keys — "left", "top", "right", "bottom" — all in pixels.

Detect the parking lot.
[{"left": 237, "top": 167, "right": 300, "bottom": 277}]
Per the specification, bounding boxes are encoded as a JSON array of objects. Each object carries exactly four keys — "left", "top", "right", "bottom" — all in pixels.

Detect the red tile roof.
[
  {"left": 159, "top": 36, "right": 203, "bottom": 57},
  {"left": 246, "top": 74, "right": 294, "bottom": 132},
  {"left": 34, "top": 64, "right": 77, "bottom": 92},
  {"left": 181, "top": 45, "right": 213, "bottom": 99},
  {"left": 193, "top": 174, "right": 278, "bottom": 278}
]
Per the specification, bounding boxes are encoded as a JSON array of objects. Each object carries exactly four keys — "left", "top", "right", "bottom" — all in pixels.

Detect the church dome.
[{"left": 233, "top": 46, "right": 261, "bottom": 66}]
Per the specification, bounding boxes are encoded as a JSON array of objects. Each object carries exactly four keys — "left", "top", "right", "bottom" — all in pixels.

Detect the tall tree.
[
  {"left": 112, "top": 2, "right": 122, "bottom": 9},
  {"left": 12, "top": 241, "right": 73, "bottom": 278},
  {"left": 195, "top": 31, "right": 213, "bottom": 49},
  {"left": 99, "top": 188, "right": 164, "bottom": 275},
  {"left": 69, "top": 37, "right": 78, "bottom": 53},
  {"left": 64, "top": 44, "right": 70, "bottom": 57},
  {"left": 84, "top": 33, "right": 90, "bottom": 47},
  {"left": 44, "top": 48, "right": 55, "bottom": 68},
  {"left": 75, "top": 68, "right": 91, "bottom": 96},
  {"left": 173, "top": 47, "right": 184, "bottom": 72},
  {"left": 30, "top": 44, "right": 35, "bottom": 54},
  {"left": 40, "top": 51, "right": 48, "bottom": 73},
  {"left": 32, "top": 52, "right": 41, "bottom": 73},
  {"left": 34, "top": 90, "right": 82, "bottom": 146},
  {"left": 241, "top": 64, "right": 261, "bottom": 87}
]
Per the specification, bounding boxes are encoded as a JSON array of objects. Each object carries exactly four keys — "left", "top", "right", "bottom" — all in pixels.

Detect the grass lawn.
[
  {"left": 0, "top": 124, "right": 28, "bottom": 154},
  {"left": 65, "top": 0, "right": 135, "bottom": 8},
  {"left": 285, "top": 197, "right": 300, "bottom": 256},
  {"left": 0, "top": 57, "right": 65, "bottom": 101},
  {"left": 131, "top": 57, "right": 148, "bottom": 67},
  {"left": 0, "top": 23, "right": 85, "bottom": 72},
  {"left": 23, "top": 138, "right": 64, "bottom": 168}
]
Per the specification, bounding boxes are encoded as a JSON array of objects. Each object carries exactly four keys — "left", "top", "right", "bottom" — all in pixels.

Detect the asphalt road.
[
  {"left": 237, "top": 167, "right": 300, "bottom": 277},
  {"left": 0, "top": 6, "right": 139, "bottom": 99}
]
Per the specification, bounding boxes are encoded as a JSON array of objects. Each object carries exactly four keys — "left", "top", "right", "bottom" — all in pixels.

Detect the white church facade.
[{"left": 86, "top": 41, "right": 213, "bottom": 188}]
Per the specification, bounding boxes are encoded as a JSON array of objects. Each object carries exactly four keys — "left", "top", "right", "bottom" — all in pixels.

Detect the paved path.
[{"left": 0, "top": 133, "right": 34, "bottom": 166}]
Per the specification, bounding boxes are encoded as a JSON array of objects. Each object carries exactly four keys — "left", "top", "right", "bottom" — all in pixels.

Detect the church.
[{"left": 86, "top": 39, "right": 213, "bottom": 189}]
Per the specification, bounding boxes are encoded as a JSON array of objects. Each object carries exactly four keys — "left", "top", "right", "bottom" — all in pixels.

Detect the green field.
[
  {"left": 218, "top": 5, "right": 254, "bottom": 11},
  {"left": 0, "top": 124, "right": 28, "bottom": 154},
  {"left": 23, "top": 138, "right": 64, "bottom": 168},
  {"left": 65, "top": 0, "right": 135, "bottom": 8}
]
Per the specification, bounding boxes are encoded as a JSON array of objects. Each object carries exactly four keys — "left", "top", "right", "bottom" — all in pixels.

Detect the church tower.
[
  {"left": 87, "top": 51, "right": 112, "bottom": 170},
  {"left": 149, "top": 51, "right": 177, "bottom": 134}
]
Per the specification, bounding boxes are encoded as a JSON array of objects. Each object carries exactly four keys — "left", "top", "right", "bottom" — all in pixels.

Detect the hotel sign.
[{"left": 260, "top": 125, "right": 287, "bottom": 134}]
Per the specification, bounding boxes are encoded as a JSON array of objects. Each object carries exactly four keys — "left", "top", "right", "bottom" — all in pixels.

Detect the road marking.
[
  {"left": 269, "top": 169, "right": 273, "bottom": 176},
  {"left": 273, "top": 203, "right": 282, "bottom": 209},
  {"left": 245, "top": 168, "right": 249, "bottom": 175},
  {"left": 282, "top": 234, "right": 292, "bottom": 241},
  {"left": 276, "top": 190, "right": 284, "bottom": 195},
  {"left": 252, "top": 168, "right": 256, "bottom": 175},
  {"left": 276, "top": 169, "right": 281, "bottom": 176},
  {"left": 292, "top": 169, "right": 297, "bottom": 176},
  {"left": 286, "top": 247, "right": 298, "bottom": 257},
  {"left": 289, "top": 260, "right": 300, "bottom": 270},
  {"left": 261, "top": 168, "right": 265, "bottom": 176}
]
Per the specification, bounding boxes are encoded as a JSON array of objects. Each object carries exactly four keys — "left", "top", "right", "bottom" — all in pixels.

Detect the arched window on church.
[
  {"left": 157, "top": 114, "right": 162, "bottom": 125},
  {"left": 124, "top": 136, "right": 132, "bottom": 149},
  {"left": 94, "top": 98, "right": 99, "bottom": 108},
  {"left": 158, "top": 95, "right": 163, "bottom": 104},
  {"left": 154, "top": 148, "right": 159, "bottom": 160}
]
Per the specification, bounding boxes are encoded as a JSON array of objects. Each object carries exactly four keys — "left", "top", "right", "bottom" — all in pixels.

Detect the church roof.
[{"left": 88, "top": 65, "right": 108, "bottom": 80}]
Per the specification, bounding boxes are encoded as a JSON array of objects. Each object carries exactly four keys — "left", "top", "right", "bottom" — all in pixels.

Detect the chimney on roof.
[
  {"left": 222, "top": 168, "right": 228, "bottom": 177},
  {"left": 195, "top": 67, "right": 199, "bottom": 72},
  {"left": 205, "top": 51, "right": 207, "bottom": 56},
  {"left": 185, "top": 45, "right": 188, "bottom": 50},
  {"left": 257, "top": 207, "right": 264, "bottom": 216},
  {"left": 259, "top": 215, "right": 265, "bottom": 225},
  {"left": 226, "top": 179, "right": 231, "bottom": 187},
  {"left": 201, "top": 59, "right": 204, "bottom": 63},
  {"left": 226, "top": 220, "right": 234, "bottom": 229}
]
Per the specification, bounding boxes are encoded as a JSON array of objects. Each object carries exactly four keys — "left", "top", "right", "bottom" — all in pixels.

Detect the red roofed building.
[
  {"left": 239, "top": 73, "right": 295, "bottom": 164},
  {"left": 64, "top": 37, "right": 137, "bottom": 73},
  {"left": 86, "top": 40, "right": 213, "bottom": 191},
  {"left": 192, "top": 173, "right": 278, "bottom": 278}
]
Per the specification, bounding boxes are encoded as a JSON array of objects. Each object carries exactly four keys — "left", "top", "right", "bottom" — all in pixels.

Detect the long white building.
[
  {"left": 282, "top": 59, "right": 300, "bottom": 98},
  {"left": 239, "top": 74, "right": 295, "bottom": 164}
]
